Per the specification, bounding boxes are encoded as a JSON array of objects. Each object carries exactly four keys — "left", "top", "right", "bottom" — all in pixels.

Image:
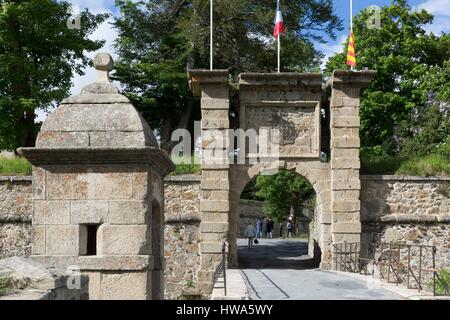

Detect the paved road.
[{"left": 237, "top": 238, "right": 403, "bottom": 300}]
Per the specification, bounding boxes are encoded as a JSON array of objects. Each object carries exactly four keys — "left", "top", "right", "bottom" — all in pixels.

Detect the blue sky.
[{"left": 46, "top": 0, "right": 449, "bottom": 116}]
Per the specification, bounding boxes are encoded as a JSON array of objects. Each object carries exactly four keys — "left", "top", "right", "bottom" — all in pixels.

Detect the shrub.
[
  {"left": 171, "top": 163, "right": 201, "bottom": 176},
  {"left": 396, "top": 154, "right": 450, "bottom": 176},
  {"left": 361, "top": 154, "right": 449, "bottom": 176},
  {"left": 434, "top": 269, "right": 450, "bottom": 296}
]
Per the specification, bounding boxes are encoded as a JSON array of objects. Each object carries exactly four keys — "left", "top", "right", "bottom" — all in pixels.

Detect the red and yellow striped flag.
[{"left": 346, "top": 32, "right": 356, "bottom": 68}]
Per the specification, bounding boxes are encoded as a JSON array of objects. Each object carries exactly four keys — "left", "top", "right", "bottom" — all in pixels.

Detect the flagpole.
[
  {"left": 350, "top": 0, "right": 354, "bottom": 71},
  {"left": 277, "top": 34, "right": 281, "bottom": 73},
  {"left": 350, "top": 0, "right": 353, "bottom": 31},
  {"left": 210, "top": 0, "right": 213, "bottom": 70}
]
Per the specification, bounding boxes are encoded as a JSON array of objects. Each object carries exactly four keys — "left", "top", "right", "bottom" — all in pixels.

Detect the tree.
[
  {"left": 0, "top": 0, "right": 109, "bottom": 150},
  {"left": 113, "top": 0, "right": 343, "bottom": 152},
  {"left": 255, "top": 170, "right": 314, "bottom": 225},
  {"left": 325, "top": 0, "right": 449, "bottom": 156},
  {"left": 399, "top": 61, "right": 450, "bottom": 158}
]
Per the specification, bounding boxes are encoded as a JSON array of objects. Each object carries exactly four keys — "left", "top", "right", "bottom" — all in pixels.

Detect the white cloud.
[
  {"left": 68, "top": 0, "right": 117, "bottom": 14},
  {"left": 319, "top": 35, "right": 347, "bottom": 71},
  {"left": 415, "top": 0, "right": 450, "bottom": 33},
  {"left": 417, "top": 0, "right": 450, "bottom": 17}
]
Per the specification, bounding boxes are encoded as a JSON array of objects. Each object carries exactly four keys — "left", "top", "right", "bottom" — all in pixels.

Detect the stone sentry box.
[{"left": 18, "top": 53, "right": 174, "bottom": 300}]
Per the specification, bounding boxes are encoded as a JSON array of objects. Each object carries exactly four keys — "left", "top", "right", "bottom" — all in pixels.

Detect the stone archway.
[
  {"left": 188, "top": 69, "right": 376, "bottom": 296},
  {"left": 228, "top": 161, "right": 331, "bottom": 268}
]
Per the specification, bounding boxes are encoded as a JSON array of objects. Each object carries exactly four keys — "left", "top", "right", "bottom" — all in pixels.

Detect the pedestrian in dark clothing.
[
  {"left": 267, "top": 217, "right": 274, "bottom": 239},
  {"left": 287, "top": 218, "right": 294, "bottom": 238},
  {"left": 256, "top": 218, "right": 263, "bottom": 239}
]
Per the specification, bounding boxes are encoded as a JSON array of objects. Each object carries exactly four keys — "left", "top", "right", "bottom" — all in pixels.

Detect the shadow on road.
[{"left": 237, "top": 239, "right": 320, "bottom": 270}]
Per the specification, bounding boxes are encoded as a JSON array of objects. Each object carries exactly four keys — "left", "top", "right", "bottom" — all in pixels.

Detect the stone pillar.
[
  {"left": 188, "top": 70, "right": 230, "bottom": 296},
  {"left": 18, "top": 53, "right": 174, "bottom": 300},
  {"left": 329, "top": 71, "right": 376, "bottom": 248}
]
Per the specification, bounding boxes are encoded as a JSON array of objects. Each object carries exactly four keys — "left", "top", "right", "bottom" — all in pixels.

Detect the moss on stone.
[{"left": 0, "top": 277, "right": 11, "bottom": 297}]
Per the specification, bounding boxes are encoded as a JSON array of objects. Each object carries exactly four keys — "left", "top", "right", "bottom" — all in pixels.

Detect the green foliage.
[
  {"left": 177, "top": 0, "right": 341, "bottom": 74},
  {"left": 325, "top": 0, "right": 450, "bottom": 157},
  {"left": 0, "top": 157, "right": 32, "bottom": 175},
  {"left": 396, "top": 154, "right": 449, "bottom": 176},
  {"left": 361, "top": 154, "right": 405, "bottom": 175},
  {"left": 171, "top": 163, "right": 201, "bottom": 176},
  {"left": 185, "top": 280, "right": 195, "bottom": 289},
  {"left": 240, "top": 177, "right": 264, "bottom": 201},
  {"left": 255, "top": 170, "right": 314, "bottom": 222},
  {"left": 0, "top": 0, "right": 109, "bottom": 150},
  {"left": 400, "top": 105, "right": 450, "bottom": 158},
  {"left": 361, "top": 154, "right": 449, "bottom": 176},
  {"left": 113, "top": 0, "right": 343, "bottom": 151},
  {"left": 433, "top": 269, "right": 450, "bottom": 296}
]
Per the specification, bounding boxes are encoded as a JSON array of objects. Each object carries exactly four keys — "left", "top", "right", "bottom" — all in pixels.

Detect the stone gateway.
[{"left": 188, "top": 70, "right": 376, "bottom": 295}]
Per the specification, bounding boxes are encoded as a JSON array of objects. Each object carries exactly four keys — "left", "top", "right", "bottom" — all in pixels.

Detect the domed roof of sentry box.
[{"left": 36, "top": 53, "right": 158, "bottom": 148}]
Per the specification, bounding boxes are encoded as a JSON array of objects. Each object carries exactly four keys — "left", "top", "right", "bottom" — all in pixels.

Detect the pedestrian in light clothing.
[{"left": 245, "top": 223, "right": 257, "bottom": 248}]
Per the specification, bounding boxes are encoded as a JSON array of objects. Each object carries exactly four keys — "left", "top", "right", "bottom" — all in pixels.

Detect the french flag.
[{"left": 273, "top": 0, "right": 284, "bottom": 38}]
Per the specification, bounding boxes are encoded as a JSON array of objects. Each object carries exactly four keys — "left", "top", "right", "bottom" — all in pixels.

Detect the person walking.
[
  {"left": 245, "top": 223, "right": 257, "bottom": 248},
  {"left": 256, "top": 217, "right": 263, "bottom": 239},
  {"left": 262, "top": 218, "right": 268, "bottom": 238},
  {"left": 287, "top": 218, "right": 294, "bottom": 238},
  {"left": 267, "top": 217, "right": 274, "bottom": 239}
]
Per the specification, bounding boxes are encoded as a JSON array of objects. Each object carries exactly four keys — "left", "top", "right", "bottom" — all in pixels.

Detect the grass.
[
  {"left": 0, "top": 156, "right": 200, "bottom": 176},
  {"left": 396, "top": 154, "right": 450, "bottom": 176},
  {"left": 0, "top": 157, "right": 32, "bottom": 175},
  {"left": 361, "top": 154, "right": 449, "bottom": 176},
  {"left": 170, "top": 162, "right": 201, "bottom": 176},
  {"left": 170, "top": 156, "right": 201, "bottom": 176},
  {"left": 1, "top": 154, "right": 447, "bottom": 177}
]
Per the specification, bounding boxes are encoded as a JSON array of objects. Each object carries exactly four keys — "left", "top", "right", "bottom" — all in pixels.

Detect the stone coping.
[
  {"left": 188, "top": 69, "right": 229, "bottom": 97},
  {"left": 31, "top": 255, "right": 162, "bottom": 271},
  {"left": 17, "top": 147, "right": 175, "bottom": 176},
  {"left": 188, "top": 69, "right": 229, "bottom": 83},
  {"left": 0, "top": 176, "right": 32, "bottom": 182},
  {"left": 360, "top": 175, "right": 450, "bottom": 181},
  {"left": 0, "top": 174, "right": 202, "bottom": 183},
  {"left": 165, "top": 175, "right": 201, "bottom": 182},
  {"left": 362, "top": 214, "right": 450, "bottom": 224},
  {"left": 329, "top": 70, "right": 377, "bottom": 88},
  {"left": 239, "top": 72, "right": 322, "bottom": 88},
  {"left": 3, "top": 174, "right": 448, "bottom": 183}
]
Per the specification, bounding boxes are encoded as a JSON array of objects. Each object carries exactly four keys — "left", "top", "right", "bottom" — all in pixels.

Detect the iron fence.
[
  {"left": 213, "top": 242, "right": 227, "bottom": 296},
  {"left": 332, "top": 242, "right": 449, "bottom": 296}
]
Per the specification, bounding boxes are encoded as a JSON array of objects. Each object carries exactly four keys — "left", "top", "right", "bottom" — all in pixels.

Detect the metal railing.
[
  {"left": 332, "top": 242, "right": 449, "bottom": 296},
  {"left": 213, "top": 242, "right": 227, "bottom": 296}
]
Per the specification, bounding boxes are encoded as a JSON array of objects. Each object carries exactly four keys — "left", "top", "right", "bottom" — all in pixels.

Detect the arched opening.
[{"left": 234, "top": 168, "right": 321, "bottom": 270}]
